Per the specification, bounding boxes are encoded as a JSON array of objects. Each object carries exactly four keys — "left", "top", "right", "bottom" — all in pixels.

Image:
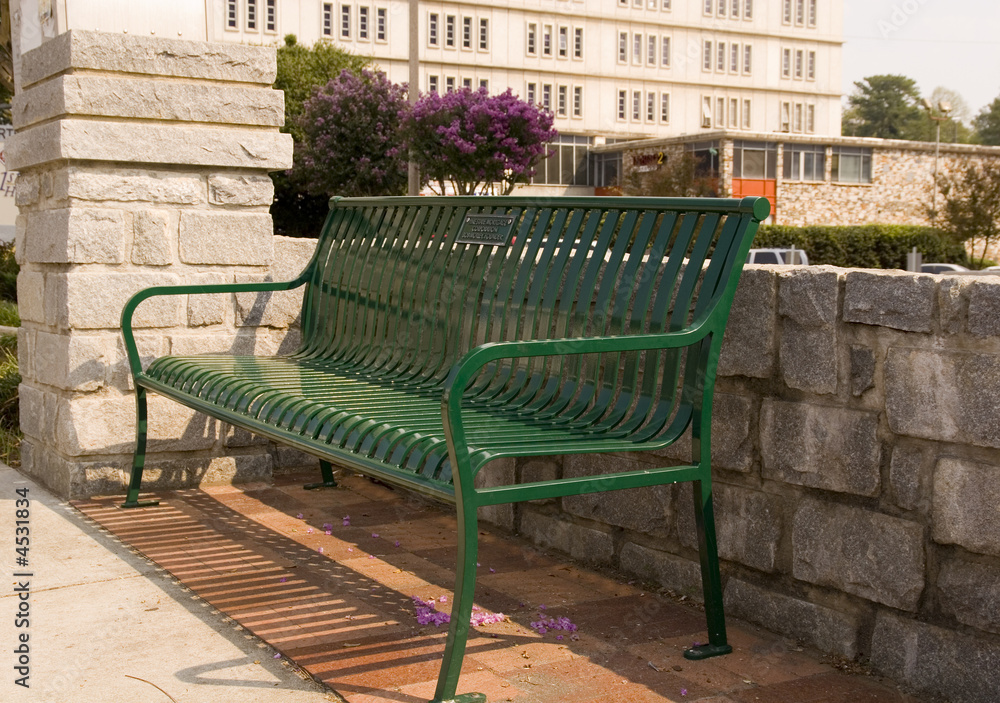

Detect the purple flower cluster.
[
  {"left": 529, "top": 611, "right": 578, "bottom": 637},
  {"left": 399, "top": 86, "right": 557, "bottom": 195},
  {"left": 411, "top": 596, "right": 506, "bottom": 628},
  {"left": 292, "top": 69, "right": 409, "bottom": 197}
]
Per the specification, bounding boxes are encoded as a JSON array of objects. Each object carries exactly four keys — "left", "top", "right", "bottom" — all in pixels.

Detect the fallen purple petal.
[
  {"left": 317, "top": 547, "right": 324, "bottom": 554},
  {"left": 296, "top": 513, "right": 303, "bottom": 519},
  {"left": 680, "top": 689, "right": 688, "bottom": 696},
  {"left": 394, "top": 540, "right": 401, "bottom": 547},
  {"left": 342, "top": 516, "right": 351, "bottom": 526},
  {"left": 273, "top": 653, "right": 281, "bottom": 659},
  {"left": 371, "top": 533, "right": 380, "bottom": 538}
]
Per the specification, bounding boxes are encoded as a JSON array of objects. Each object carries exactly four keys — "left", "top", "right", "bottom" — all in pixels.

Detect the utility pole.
[
  {"left": 922, "top": 99, "right": 952, "bottom": 221},
  {"left": 407, "top": 0, "right": 420, "bottom": 196}
]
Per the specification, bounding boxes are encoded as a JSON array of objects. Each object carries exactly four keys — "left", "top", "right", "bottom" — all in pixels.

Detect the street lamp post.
[{"left": 922, "top": 99, "right": 952, "bottom": 220}]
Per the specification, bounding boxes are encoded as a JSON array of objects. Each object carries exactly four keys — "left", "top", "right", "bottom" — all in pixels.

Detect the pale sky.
[{"left": 842, "top": 0, "right": 1000, "bottom": 121}]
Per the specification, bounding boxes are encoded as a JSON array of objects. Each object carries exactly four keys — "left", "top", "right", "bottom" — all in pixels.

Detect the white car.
[
  {"left": 746, "top": 248, "right": 809, "bottom": 265},
  {"left": 920, "top": 263, "right": 969, "bottom": 274}
]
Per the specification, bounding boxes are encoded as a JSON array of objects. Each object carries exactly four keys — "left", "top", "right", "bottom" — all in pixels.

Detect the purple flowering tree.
[
  {"left": 292, "top": 69, "right": 409, "bottom": 197},
  {"left": 400, "top": 87, "right": 557, "bottom": 195}
]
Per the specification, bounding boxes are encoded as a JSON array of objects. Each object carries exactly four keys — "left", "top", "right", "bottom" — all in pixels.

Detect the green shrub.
[
  {"left": 0, "top": 334, "right": 20, "bottom": 466},
  {"left": 0, "top": 242, "right": 17, "bottom": 302},
  {"left": 753, "top": 224, "right": 968, "bottom": 269}
]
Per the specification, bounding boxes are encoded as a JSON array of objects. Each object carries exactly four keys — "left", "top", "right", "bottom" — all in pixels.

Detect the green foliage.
[
  {"left": 844, "top": 75, "right": 927, "bottom": 141},
  {"left": 754, "top": 224, "right": 968, "bottom": 269},
  {"left": 622, "top": 152, "right": 718, "bottom": 198},
  {"left": 935, "top": 160, "right": 1000, "bottom": 267},
  {"left": 0, "top": 300, "right": 19, "bottom": 327},
  {"left": 272, "top": 35, "right": 370, "bottom": 237},
  {"left": 973, "top": 96, "right": 1000, "bottom": 146},
  {"left": 0, "top": 242, "right": 18, "bottom": 303},
  {"left": 274, "top": 34, "right": 370, "bottom": 140},
  {"left": 0, "top": 333, "right": 20, "bottom": 466}
]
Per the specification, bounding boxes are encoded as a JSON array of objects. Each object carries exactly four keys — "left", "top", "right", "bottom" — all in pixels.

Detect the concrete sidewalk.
[{"left": 0, "top": 464, "right": 338, "bottom": 703}]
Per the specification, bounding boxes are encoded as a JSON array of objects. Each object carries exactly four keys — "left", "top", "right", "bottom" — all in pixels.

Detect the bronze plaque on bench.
[{"left": 455, "top": 214, "right": 516, "bottom": 246}]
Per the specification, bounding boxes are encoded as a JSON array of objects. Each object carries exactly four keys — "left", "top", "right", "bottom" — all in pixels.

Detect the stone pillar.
[{"left": 8, "top": 30, "right": 293, "bottom": 498}]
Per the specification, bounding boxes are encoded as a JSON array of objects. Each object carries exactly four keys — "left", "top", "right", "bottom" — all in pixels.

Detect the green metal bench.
[{"left": 121, "top": 194, "right": 769, "bottom": 703}]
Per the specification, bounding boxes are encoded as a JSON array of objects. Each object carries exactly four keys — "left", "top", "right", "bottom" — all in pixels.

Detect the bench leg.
[
  {"left": 304, "top": 460, "right": 338, "bottom": 489},
  {"left": 121, "top": 388, "right": 160, "bottom": 509},
  {"left": 685, "top": 478, "right": 732, "bottom": 660},
  {"left": 429, "top": 498, "right": 486, "bottom": 703}
]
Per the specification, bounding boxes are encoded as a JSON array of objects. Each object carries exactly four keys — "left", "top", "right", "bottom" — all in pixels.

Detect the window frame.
[
  {"left": 246, "top": 0, "right": 257, "bottom": 31},
  {"left": 428, "top": 13, "right": 439, "bottom": 46},
  {"left": 445, "top": 15, "right": 456, "bottom": 48},
  {"left": 340, "top": 4, "right": 351, "bottom": 39},
  {"left": 661, "top": 36, "right": 671, "bottom": 66},
  {"left": 376, "top": 7, "right": 386, "bottom": 42},
  {"left": 831, "top": 146, "right": 873, "bottom": 184},
  {"left": 743, "top": 44, "right": 752, "bottom": 74},
  {"left": 358, "top": 6, "right": 369, "bottom": 41},
  {"left": 660, "top": 92, "right": 670, "bottom": 123},
  {"left": 322, "top": 2, "right": 332, "bottom": 36},
  {"left": 265, "top": 0, "right": 277, "bottom": 33},
  {"left": 462, "top": 16, "right": 472, "bottom": 50},
  {"left": 527, "top": 23, "right": 537, "bottom": 56},
  {"left": 574, "top": 27, "right": 583, "bottom": 59},
  {"left": 573, "top": 85, "right": 583, "bottom": 117},
  {"left": 226, "top": 0, "right": 238, "bottom": 30},
  {"left": 479, "top": 17, "right": 489, "bottom": 51}
]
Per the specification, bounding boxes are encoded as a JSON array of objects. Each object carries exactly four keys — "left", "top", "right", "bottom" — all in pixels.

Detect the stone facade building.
[{"left": 603, "top": 130, "right": 1000, "bottom": 227}]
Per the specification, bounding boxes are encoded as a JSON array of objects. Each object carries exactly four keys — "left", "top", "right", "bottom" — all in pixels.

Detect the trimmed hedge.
[{"left": 753, "top": 224, "right": 968, "bottom": 269}]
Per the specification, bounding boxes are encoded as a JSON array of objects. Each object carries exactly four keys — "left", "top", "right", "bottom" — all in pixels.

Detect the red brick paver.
[{"left": 74, "top": 473, "right": 924, "bottom": 703}]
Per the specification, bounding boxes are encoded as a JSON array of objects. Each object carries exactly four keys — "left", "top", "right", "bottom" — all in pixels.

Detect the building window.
[
  {"left": 717, "top": 41, "right": 726, "bottom": 71},
  {"left": 704, "top": 0, "right": 713, "bottom": 14},
  {"left": 359, "top": 6, "right": 369, "bottom": 40},
  {"left": 266, "top": 0, "right": 277, "bottom": 32},
  {"left": 730, "top": 97, "right": 739, "bottom": 127},
  {"left": 558, "top": 26, "right": 568, "bottom": 57},
  {"left": 531, "top": 135, "right": 592, "bottom": 186},
  {"left": 557, "top": 85, "right": 568, "bottom": 116},
  {"left": 619, "top": 32, "right": 628, "bottom": 63},
  {"left": 341, "top": 5, "right": 351, "bottom": 39},
  {"left": 648, "top": 35, "right": 656, "bottom": 65},
  {"left": 480, "top": 18, "right": 489, "bottom": 50},
  {"left": 633, "top": 91, "right": 641, "bottom": 120},
  {"left": 543, "top": 84, "right": 552, "bottom": 110},
  {"left": 782, "top": 0, "right": 791, "bottom": 23},
  {"left": 429, "top": 13, "right": 438, "bottom": 45},
  {"left": 543, "top": 25, "right": 552, "bottom": 56},
  {"left": 247, "top": 0, "right": 257, "bottom": 30},
  {"left": 226, "top": 0, "right": 238, "bottom": 29},
  {"left": 573, "top": 86, "right": 583, "bottom": 117},
  {"left": 743, "top": 98, "right": 751, "bottom": 128},
  {"left": 743, "top": 44, "right": 752, "bottom": 73},
  {"left": 796, "top": 0, "right": 805, "bottom": 24},
  {"left": 744, "top": 0, "right": 753, "bottom": 19},
  {"left": 660, "top": 92, "right": 670, "bottom": 123},
  {"left": 662, "top": 36, "right": 670, "bottom": 66},
  {"left": 446, "top": 76, "right": 456, "bottom": 93},
  {"left": 463, "top": 77, "right": 473, "bottom": 89},
  {"left": 807, "top": 51, "right": 816, "bottom": 80},
  {"left": 716, "top": 97, "right": 725, "bottom": 126},
  {"left": 730, "top": 43, "right": 739, "bottom": 72},
  {"left": 528, "top": 23, "right": 537, "bottom": 55},
  {"left": 574, "top": 28, "right": 583, "bottom": 58},
  {"left": 445, "top": 15, "right": 455, "bottom": 47},
  {"left": 782, "top": 48, "right": 791, "bottom": 78},
  {"left": 733, "top": 140, "right": 778, "bottom": 178},
  {"left": 806, "top": 104, "right": 816, "bottom": 133},
  {"left": 663, "top": 0, "right": 671, "bottom": 8},
  {"left": 429, "top": 75, "right": 439, "bottom": 93},
  {"left": 322, "top": 3, "right": 332, "bottom": 35},
  {"left": 376, "top": 8, "right": 386, "bottom": 41},
  {"left": 702, "top": 96, "right": 713, "bottom": 127},
  {"left": 633, "top": 33, "right": 642, "bottom": 64},
  {"left": 795, "top": 49, "right": 803, "bottom": 79},
  {"left": 831, "top": 146, "right": 872, "bottom": 183},
  {"left": 793, "top": 103, "right": 803, "bottom": 132},
  {"left": 808, "top": 0, "right": 817, "bottom": 26},
  {"left": 687, "top": 141, "right": 721, "bottom": 179},
  {"left": 527, "top": 82, "right": 536, "bottom": 104},
  {"left": 731, "top": 0, "right": 740, "bottom": 16},
  {"left": 480, "top": 79, "right": 489, "bottom": 90},
  {"left": 647, "top": 91, "right": 655, "bottom": 122},
  {"left": 718, "top": 0, "right": 726, "bottom": 16},
  {"left": 783, "top": 144, "right": 824, "bottom": 181},
  {"left": 703, "top": 40, "right": 712, "bottom": 71},
  {"left": 781, "top": 101, "right": 791, "bottom": 131},
  {"left": 462, "top": 16, "right": 472, "bottom": 49},
  {"left": 618, "top": 90, "right": 627, "bottom": 120}
]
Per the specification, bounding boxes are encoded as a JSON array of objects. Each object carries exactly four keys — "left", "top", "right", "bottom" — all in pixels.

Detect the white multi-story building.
[{"left": 18, "top": 0, "right": 843, "bottom": 190}]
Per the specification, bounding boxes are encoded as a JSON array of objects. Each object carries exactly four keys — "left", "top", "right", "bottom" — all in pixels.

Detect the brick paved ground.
[{"left": 75, "top": 473, "right": 925, "bottom": 703}]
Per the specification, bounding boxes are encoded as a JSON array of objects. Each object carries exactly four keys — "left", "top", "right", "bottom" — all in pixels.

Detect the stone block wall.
[
  {"left": 8, "top": 30, "right": 299, "bottom": 498},
  {"left": 508, "top": 265, "right": 1000, "bottom": 703}
]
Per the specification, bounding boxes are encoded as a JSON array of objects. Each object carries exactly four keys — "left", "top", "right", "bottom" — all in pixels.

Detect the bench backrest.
[{"left": 295, "top": 196, "right": 768, "bottom": 446}]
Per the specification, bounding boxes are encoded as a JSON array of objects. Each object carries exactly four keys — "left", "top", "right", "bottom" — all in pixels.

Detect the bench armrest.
[
  {"left": 441, "top": 320, "right": 718, "bottom": 457},
  {"left": 120, "top": 276, "right": 309, "bottom": 377}
]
